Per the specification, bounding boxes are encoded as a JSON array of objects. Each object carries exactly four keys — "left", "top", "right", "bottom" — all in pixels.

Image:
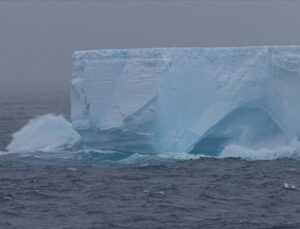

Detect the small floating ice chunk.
[{"left": 283, "top": 183, "right": 297, "bottom": 189}]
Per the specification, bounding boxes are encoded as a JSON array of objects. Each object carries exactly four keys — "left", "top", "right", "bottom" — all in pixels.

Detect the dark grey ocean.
[{"left": 0, "top": 90, "right": 300, "bottom": 229}]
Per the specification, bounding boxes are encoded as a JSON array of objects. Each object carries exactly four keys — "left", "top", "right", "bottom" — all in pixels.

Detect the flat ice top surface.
[{"left": 72, "top": 46, "right": 300, "bottom": 155}]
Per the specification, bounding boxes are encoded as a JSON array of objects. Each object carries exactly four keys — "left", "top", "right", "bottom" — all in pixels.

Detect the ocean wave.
[
  {"left": 219, "top": 139, "right": 300, "bottom": 160},
  {"left": 3, "top": 113, "right": 300, "bottom": 162},
  {"left": 6, "top": 114, "right": 81, "bottom": 153}
]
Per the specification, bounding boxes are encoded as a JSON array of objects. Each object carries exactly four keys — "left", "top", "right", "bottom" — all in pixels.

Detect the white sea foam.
[
  {"left": 158, "top": 151, "right": 209, "bottom": 160},
  {"left": 121, "top": 139, "right": 300, "bottom": 162},
  {"left": 4, "top": 113, "right": 300, "bottom": 162},
  {"left": 219, "top": 139, "right": 300, "bottom": 160},
  {"left": 120, "top": 151, "right": 208, "bottom": 164},
  {"left": 7, "top": 114, "right": 81, "bottom": 153}
]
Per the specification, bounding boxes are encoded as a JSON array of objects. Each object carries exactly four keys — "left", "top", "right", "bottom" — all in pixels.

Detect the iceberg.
[{"left": 71, "top": 46, "right": 300, "bottom": 156}]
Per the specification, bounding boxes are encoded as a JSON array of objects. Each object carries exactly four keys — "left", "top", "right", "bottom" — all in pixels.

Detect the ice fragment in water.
[{"left": 283, "top": 183, "right": 296, "bottom": 189}]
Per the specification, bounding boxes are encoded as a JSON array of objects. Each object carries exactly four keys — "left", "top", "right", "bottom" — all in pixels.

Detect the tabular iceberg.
[{"left": 71, "top": 46, "right": 300, "bottom": 156}]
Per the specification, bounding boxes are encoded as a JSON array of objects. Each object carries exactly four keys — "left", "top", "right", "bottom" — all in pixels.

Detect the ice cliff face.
[{"left": 71, "top": 46, "right": 300, "bottom": 155}]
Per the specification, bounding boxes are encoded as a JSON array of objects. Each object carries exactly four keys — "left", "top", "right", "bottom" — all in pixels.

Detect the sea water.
[{"left": 1, "top": 90, "right": 300, "bottom": 228}]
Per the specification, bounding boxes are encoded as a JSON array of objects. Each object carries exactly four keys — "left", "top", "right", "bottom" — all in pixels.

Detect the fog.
[{"left": 1, "top": 0, "right": 300, "bottom": 92}]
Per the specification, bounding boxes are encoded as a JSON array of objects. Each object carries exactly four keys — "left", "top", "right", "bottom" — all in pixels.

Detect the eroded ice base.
[{"left": 72, "top": 46, "right": 300, "bottom": 156}]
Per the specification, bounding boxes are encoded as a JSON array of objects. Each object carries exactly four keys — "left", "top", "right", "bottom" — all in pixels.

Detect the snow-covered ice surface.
[{"left": 72, "top": 46, "right": 300, "bottom": 157}]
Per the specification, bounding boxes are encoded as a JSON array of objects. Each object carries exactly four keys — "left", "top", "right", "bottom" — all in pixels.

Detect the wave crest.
[
  {"left": 220, "top": 139, "right": 300, "bottom": 160},
  {"left": 7, "top": 114, "right": 81, "bottom": 153}
]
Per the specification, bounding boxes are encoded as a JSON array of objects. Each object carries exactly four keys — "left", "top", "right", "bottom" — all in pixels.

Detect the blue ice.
[{"left": 71, "top": 46, "right": 300, "bottom": 156}]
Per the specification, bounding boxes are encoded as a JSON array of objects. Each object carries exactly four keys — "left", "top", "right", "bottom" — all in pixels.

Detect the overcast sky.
[{"left": 1, "top": 0, "right": 300, "bottom": 93}]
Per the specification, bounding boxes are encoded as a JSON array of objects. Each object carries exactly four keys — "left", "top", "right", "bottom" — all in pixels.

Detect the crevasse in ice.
[{"left": 71, "top": 46, "right": 300, "bottom": 155}]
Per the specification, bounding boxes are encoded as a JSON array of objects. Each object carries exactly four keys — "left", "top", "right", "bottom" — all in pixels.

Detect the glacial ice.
[{"left": 71, "top": 46, "right": 300, "bottom": 156}]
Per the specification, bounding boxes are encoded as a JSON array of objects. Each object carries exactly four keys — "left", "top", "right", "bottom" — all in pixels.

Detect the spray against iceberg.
[{"left": 72, "top": 46, "right": 300, "bottom": 156}]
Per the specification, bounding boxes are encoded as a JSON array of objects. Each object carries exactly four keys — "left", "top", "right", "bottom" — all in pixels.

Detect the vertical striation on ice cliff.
[{"left": 72, "top": 46, "right": 300, "bottom": 155}]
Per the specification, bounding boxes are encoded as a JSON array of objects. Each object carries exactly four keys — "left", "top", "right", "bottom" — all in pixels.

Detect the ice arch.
[{"left": 189, "top": 106, "right": 286, "bottom": 155}]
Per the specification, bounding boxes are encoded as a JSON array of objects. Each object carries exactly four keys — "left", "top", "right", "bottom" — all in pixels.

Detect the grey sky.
[{"left": 1, "top": 0, "right": 300, "bottom": 92}]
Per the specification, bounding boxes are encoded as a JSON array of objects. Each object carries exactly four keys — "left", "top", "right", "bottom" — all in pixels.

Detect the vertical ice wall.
[
  {"left": 72, "top": 49, "right": 170, "bottom": 153},
  {"left": 72, "top": 46, "right": 300, "bottom": 155}
]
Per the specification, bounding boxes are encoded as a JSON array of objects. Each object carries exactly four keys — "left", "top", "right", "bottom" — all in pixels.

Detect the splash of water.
[
  {"left": 4, "top": 113, "right": 300, "bottom": 162},
  {"left": 7, "top": 114, "right": 81, "bottom": 153},
  {"left": 219, "top": 139, "right": 300, "bottom": 160}
]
